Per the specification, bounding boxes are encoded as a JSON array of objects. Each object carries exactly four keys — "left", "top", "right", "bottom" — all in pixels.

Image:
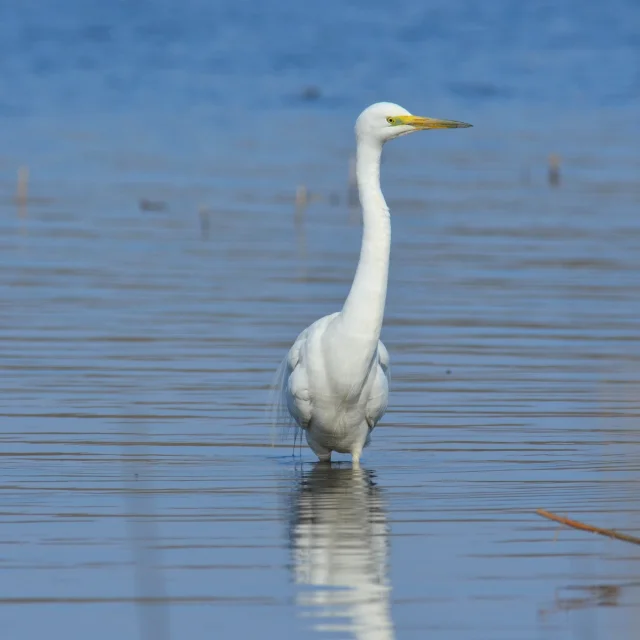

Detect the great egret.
[{"left": 273, "top": 102, "right": 472, "bottom": 464}]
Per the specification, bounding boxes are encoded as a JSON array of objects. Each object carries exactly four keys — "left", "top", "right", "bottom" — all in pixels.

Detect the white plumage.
[{"left": 272, "top": 102, "right": 471, "bottom": 464}]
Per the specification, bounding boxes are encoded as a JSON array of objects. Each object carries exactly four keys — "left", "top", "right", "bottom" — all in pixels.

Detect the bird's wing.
[
  {"left": 377, "top": 340, "right": 390, "bottom": 380},
  {"left": 365, "top": 341, "right": 390, "bottom": 429},
  {"left": 285, "top": 313, "right": 340, "bottom": 431},
  {"left": 269, "top": 325, "right": 312, "bottom": 442},
  {"left": 286, "top": 322, "right": 311, "bottom": 370},
  {"left": 286, "top": 334, "right": 312, "bottom": 430}
]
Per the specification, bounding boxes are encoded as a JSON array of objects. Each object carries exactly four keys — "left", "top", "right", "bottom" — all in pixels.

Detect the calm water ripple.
[{"left": 2, "top": 1, "right": 640, "bottom": 639}]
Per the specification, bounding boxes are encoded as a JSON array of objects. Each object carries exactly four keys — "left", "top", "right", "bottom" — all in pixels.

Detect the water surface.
[{"left": 1, "top": 1, "right": 640, "bottom": 639}]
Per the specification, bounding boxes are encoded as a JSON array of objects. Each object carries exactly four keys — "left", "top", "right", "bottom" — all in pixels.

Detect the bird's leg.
[{"left": 349, "top": 425, "right": 369, "bottom": 468}]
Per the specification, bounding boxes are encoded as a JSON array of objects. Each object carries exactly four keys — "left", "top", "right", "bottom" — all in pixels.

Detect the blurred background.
[{"left": 1, "top": 1, "right": 639, "bottom": 639}]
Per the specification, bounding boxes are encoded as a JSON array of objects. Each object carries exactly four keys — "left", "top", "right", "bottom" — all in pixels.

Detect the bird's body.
[
  {"left": 284, "top": 312, "right": 390, "bottom": 460},
  {"left": 273, "top": 102, "right": 471, "bottom": 464}
]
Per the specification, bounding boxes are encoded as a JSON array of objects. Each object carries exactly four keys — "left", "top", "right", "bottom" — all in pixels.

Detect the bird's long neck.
[{"left": 340, "top": 138, "right": 389, "bottom": 344}]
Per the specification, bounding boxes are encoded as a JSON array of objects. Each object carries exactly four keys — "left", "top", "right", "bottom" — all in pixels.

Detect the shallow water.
[{"left": 2, "top": 1, "right": 640, "bottom": 639}]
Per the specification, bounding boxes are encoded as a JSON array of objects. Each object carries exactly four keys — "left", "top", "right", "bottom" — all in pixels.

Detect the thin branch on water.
[{"left": 536, "top": 509, "right": 640, "bottom": 546}]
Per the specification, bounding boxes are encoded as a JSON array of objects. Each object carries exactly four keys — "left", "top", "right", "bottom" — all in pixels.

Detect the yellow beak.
[{"left": 397, "top": 115, "right": 472, "bottom": 129}]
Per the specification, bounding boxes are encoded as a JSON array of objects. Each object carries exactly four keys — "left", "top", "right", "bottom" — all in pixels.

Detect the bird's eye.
[{"left": 386, "top": 117, "right": 395, "bottom": 125}]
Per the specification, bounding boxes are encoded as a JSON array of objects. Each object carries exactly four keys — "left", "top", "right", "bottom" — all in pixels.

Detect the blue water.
[
  {"left": 1, "top": 1, "right": 640, "bottom": 639},
  {"left": 0, "top": 0, "right": 638, "bottom": 117}
]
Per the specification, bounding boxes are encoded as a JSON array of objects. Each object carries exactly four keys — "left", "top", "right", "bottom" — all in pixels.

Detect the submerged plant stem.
[{"left": 537, "top": 509, "right": 640, "bottom": 546}]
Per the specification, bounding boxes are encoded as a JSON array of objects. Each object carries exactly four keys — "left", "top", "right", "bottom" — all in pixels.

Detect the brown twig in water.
[
  {"left": 294, "top": 184, "right": 308, "bottom": 226},
  {"left": 548, "top": 153, "right": 561, "bottom": 187},
  {"left": 537, "top": 509, "right": 640, "bottom": 546},
  {"left": 16, "top": 166, "right": 29, "bottom": 203},
  {"left": 15, "top": 166, "right": 29, "bottom": 217}
]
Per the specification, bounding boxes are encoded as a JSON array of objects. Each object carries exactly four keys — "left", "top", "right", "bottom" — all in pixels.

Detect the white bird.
[{"left": 273, "top": 102, "right": 472, "bottom": 465}]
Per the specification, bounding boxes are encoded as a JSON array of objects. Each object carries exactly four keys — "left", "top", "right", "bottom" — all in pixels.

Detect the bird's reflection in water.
[{"left": 288, "top": 464, "right": 395, "bottom": 640}]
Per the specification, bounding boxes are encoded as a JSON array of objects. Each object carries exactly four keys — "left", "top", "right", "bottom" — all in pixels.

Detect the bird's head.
[{"left": 355, "top": 102, "right": 472, "bottom": 145}]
